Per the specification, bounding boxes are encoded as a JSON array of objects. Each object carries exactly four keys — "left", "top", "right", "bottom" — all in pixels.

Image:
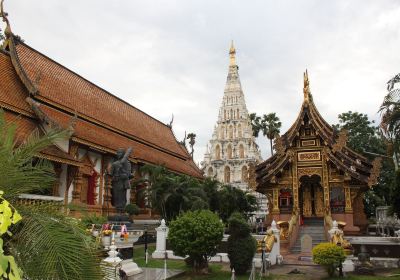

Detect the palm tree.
[
  {"left": 249, "top": 113, "right": 261, "bottom": 137},
  {"left": 261, "top": 113, "right": 282, "bottom": 156},
  {"left": 136, "top": 165, "right": 209, "bottom": 221},
  {"left": 380, "top": 73, "right": 400, "bottom": 166},
  {"left": 0, "top": 110, "right": 103, "bottom": 279},
  {"left": 186, "top": 133, "right": 196, "bottom": 158}
]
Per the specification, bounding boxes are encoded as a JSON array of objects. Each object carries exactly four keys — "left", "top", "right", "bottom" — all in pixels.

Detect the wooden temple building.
[
  {"left": 255, "top": 71, "right": 381, "bottom": 239},
  {"left": 0, "top": 11, "right": 202, "bottom": 217}
]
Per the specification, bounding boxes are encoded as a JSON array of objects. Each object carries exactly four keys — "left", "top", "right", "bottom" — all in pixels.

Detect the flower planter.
[{"left": 102, "top": 235, "right": 111, "bottom": 247}]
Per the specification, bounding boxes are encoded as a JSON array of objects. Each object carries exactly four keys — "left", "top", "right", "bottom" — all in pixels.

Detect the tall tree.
[
  {"left": 186, "top": 133, "right": 196, "bottom": 158},
  {"left": 333, "top": 111, "right": 396, "bottom": 217},
  {"left": 379, "top": 73, "right": 400, "bottom": 217},
  {"left": 249, "top": 113, "right": 261, "bottom": 137},
  {"left": 136, "top": 165, "right": 208, "bottom": 221},
  {"left": 0, "top": 110, "right": 103, "bottom": 279},
  {"left": 261, "top": 113, "right": 282, "bottom": 156}
]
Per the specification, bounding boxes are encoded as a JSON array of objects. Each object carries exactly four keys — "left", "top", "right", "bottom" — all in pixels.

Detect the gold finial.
[
  {"left": 303, "top": 69, "right": 311, "bottom": 102},
  {"left": 229, "top": 40, "right": 236, "bottom": 66}
]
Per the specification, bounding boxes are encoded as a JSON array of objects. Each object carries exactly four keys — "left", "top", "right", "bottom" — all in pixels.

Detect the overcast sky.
[{"left": 5, "top": 1, "right": 400, "bottom": 164}]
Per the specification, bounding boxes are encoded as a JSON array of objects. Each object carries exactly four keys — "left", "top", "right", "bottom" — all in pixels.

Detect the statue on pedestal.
[{"left": 109, "top": 148, "right": 133, "bottom": 212}]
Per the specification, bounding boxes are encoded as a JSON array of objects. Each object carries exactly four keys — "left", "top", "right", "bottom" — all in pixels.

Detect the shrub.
[
  {"left": 81, "top": 213, "right": 107, "bottom": 228},
  {"left": 125, "top": 204, "right": 140, "bottom": 216},
  {"left": 312, "top": 242, "right": 345, "bottom": 277},
  {"left": 168, "top": 210, "right": 224, "bottom": 274},
  {"left": 227, "top": 213, "right": 257, "bottom": 275}
]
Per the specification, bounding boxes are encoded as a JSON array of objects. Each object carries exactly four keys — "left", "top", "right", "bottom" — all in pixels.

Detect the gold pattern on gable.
[
  {"left": 297, "top": 167, "right": 322, "bottom": 178},
  {"left": 301, "top": 139, "right": 316, "bottom": 147},
  {"left": 332, "top": 129, "right": 348, "bottom": 153},
  {"left": 273, "top": 134, "right": 285, "bottom": 156},
  {"left": 297, "top": 151, "right": 321, "bottom": 162}
]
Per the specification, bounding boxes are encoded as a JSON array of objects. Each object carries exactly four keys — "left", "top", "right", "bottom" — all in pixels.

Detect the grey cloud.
[{"left": 5, "top": 0, "right": 400, "bottom": 162}]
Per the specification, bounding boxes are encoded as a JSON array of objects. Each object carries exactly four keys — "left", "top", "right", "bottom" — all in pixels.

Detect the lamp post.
[
  {"left": 260, "top": 240, "right": 269, "bottom": 277},
  {"left": 144, "top": 224, "right": 148, "bottom": 265}
]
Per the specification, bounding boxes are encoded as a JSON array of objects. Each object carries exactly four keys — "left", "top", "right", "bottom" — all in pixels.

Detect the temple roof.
[
  {"left": 0, "top": 19, "right": 203, "bottom": 178},
  {"left": 256, "top": 71, "right": 381, "bottom": 188}
]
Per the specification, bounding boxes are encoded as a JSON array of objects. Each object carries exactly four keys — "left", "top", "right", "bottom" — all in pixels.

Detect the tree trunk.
[{"left": 270, "top": 138, "right": 274, "bottom": 156}]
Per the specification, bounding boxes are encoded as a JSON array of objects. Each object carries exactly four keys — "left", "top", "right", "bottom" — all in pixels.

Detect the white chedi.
[{"left": 201, "top": 42, "right": 267, "bottom": 216}]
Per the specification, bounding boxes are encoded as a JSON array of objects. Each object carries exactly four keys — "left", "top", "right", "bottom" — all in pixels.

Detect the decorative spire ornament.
[
  {"left": 303, "top": 69, "right": 311, "bottom": 103},
  {"left": 229, "top": 40, "right": 236, "bottom": 66}
]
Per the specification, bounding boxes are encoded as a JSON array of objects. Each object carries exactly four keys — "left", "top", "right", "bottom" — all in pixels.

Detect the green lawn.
[{"left": 132, "top": 245, "right": 400, "bottom": 280}]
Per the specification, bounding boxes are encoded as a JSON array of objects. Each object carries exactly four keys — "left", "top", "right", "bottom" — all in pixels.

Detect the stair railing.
[
  {"left": 323, "top": 206, "right": 333, "bottom": 241},
  {"left": 287, "top": 207, "right": 300, "bottom": 249}
]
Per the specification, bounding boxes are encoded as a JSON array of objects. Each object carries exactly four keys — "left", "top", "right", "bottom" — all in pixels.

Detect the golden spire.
[
  {"left": 303, "top": 69, "right": 311, "bottom": 102},
  {"left": 229, "top": 40, "right": 236, "bottom": 66}
]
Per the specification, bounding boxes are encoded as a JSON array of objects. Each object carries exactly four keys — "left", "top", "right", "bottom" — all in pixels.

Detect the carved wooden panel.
[
  {"left": 297, "top": 167, "right": 322, "bottom": 178},
  {"left": 301, "top": 139, "right": 316, "bottom": 147},
  {"left": 303, "top": 186, "right": 312, "bottom": 217},
  {"left": 298, "top": 151, "right": 321, "bottom": 161}
]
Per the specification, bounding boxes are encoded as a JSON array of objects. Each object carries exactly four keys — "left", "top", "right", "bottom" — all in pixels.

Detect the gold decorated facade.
[{"left": 255, "top": 71, "right": 381, "bottom": 234}]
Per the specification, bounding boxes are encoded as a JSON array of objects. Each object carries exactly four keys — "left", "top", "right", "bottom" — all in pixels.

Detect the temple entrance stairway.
[{"left": 290, "top": 217, "right": 326, "bottom": 254}]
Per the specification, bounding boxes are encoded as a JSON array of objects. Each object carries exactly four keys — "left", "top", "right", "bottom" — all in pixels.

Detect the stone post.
[
  {"left": 270, "top": 220, "right": 283, "bottom": 265},
  {"left": 152, "top": 219, "right": 169, "bottom": 259}
]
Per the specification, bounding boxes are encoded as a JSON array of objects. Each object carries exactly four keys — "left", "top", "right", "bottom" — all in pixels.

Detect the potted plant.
[
  {"left": 125, "top": 204, "right": 140, "bottom": 221},
  {"left": 101, "top": 224, "right": 113, "bottom": 248}
]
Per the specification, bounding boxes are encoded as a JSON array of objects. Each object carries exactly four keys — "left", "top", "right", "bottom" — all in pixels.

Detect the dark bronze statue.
[{"left": 109, "top": 147, "right": 133, "bottom": 212}]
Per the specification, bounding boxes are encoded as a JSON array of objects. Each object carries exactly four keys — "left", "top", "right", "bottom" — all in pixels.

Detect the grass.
[{"left": 132, "top": 245, "right": 400, "bottom": 280}]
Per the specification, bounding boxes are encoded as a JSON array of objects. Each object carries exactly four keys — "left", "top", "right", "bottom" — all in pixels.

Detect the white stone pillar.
[{"left": 152, "top": 219, "right": 169, "bottom": 259}]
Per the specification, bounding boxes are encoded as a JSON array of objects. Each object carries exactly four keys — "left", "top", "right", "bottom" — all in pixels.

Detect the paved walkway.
[
  {"left": 282, "top": 253, "right": 318, "bottom": 266},
  {"left": 128, "top": 268, "right": 184, "bottom": 280},
  {"left": 269, "top": 264, "right": 327, "bottom": 279}
]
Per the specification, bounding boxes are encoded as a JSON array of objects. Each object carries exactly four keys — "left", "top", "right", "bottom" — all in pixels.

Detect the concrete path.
[
  {"left": 128, "top": 268, "right": 184, "bottom": 280},
  {"left": 270, "top": 264, "right": 328, "bottom": 279}
]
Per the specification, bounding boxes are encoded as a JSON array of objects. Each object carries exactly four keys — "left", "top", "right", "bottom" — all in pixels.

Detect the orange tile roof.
[
  {"left": 0, "top": 41, "right": 202, "bottom": 178},
  {"left": 14, "top": 43, "right": 188, "bottom": 159},
  {"left": 39, "top": 104, "right": 202, "bottom": 177},
  {"left": 3, "top": 110, "right": 82, "bottom": 166},
  {"left": 0, "top": 50, "right": 33, "bottom": 116}
]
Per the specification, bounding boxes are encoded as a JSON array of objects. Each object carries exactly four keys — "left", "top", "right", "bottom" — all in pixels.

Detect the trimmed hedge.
[
  {"left": 227, "top": 212, "right": 257, "bottom": 274},
  {"left": 312, "top": 242, "right": 345, "bottom": 277}
]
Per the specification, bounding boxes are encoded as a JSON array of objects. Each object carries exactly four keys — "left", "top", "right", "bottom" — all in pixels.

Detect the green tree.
[
  {"left": 261, "top": 113, "right": 282, "bottom": 156},
  {"left": 168, "top": 210, "right": 224, "bottom": 273},
  {"left": 137, "top": 165, "right": 208, "bottom": 221},
  {"left": 0, "top": 110, "right": 103, "bottom": 279},
  {"left": 217, "top": 185, "right": 258, "bottom": 222},
  {"left": 333, "top": 111, "right": 396, "bottom": 217},
  {"left": 249, "top": 113, "right": 261, "bottom": 137},
  {"left": 201, "top": 178, "right": 221, "bottom": 213},
  {"left": 227, "top": 212, "right": 257, "bottom": 275},
  {"left": 379, "top": 73, "right": 400, "bottom": 217},
  {"left": 186, "top": 133, "right": 196, "bottom": 158},
  {"left": 249, "top": 113, "right": 282, "bottom": 155},
  {"left": 0, "top": 110, "right": 102, "bottom": 279},
  {"left": 0, "top": 191, "right": 22, "bottom": 279}
]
